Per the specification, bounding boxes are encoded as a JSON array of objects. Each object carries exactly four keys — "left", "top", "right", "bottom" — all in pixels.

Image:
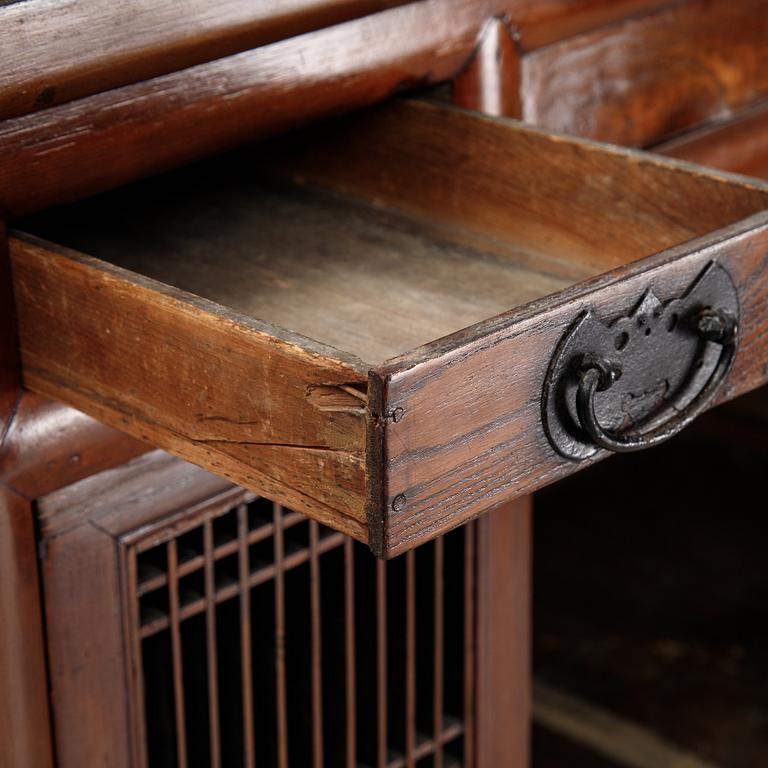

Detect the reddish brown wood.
[
  {"left": 373, "top": 216, "right": 768, "bottom": 555},
  {"left": 0, "top": 223, "right": 54, "bottom": 768},
  {"left": 239, "top": 503, "right": 257, "bottom": 768},
  {"left": 37, "top": 450, "right": 233, "bottom": 542},
  {"left": 279, "top": 100, "right": 768, "bottom": 277},
  {"left": 0, "top": 0, "right": 509, "bottom": 218},
  {"left": 13, "top": 100, "right": 768, "bottom": 555},
  {"left": 475, "top": 497, "right": 531, "bottom": 768},
  {"left": 0, "top": 0, "right": 409, "bottom": 120},
  {"left": 0, "top": 391, "right": 149, "bottom": 499},
  {"left": 38, "top": 452, "right": 237, "bottom": 768},
  {"left": 0, "top": 221, "right": 20, "bottom": 442},
  {"left": 203, "top": 520, "right": 222, "bottom": 768},
  {"left": 344, "top": 537, "right": 357, "bottom": 767},
  {"left": 506, "top": 0, "right": 674, "bottom": 49},
  {"left": 0, "top": 485, "right": 54, "bottom": 768},
  {"left": 11, "top": 236, "right": 369, "bottom": 540},
  {"left": 453, "top": 17, "right": 522, "bottom": 118},
  {"left": 520, "top": 0, "right": 768, "bottom": 147},
  {"left": 463, "top": 522, "right": 476, "bottom": 768},
  {"left": 656, "top": 100, "right": 768, "bottom": 179}
]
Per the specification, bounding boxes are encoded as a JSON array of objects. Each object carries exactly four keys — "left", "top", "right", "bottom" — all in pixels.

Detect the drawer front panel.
[{"left": 373, "top": 218, "right": 768, "bottom": 556}]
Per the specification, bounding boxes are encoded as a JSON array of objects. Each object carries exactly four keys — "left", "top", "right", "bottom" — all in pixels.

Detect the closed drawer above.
[{"left": 10, "top": 100, "right": 768, "bottom": 556}]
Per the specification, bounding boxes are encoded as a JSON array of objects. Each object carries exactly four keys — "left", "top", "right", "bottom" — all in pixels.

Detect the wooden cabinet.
[
  {"left": 1, "top": 1, "right": 767, "bottom": 766},
  {"left": 35, "top": 448, "right": 527, "bottom": 768}
]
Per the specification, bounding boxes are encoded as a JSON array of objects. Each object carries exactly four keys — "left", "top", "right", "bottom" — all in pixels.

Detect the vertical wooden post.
[
  {"left": 0, "top": 219, "right": 21, "bottom": 436},
  {"left": 0, "top": 221, "right": 55, "bottom": 768},
  {"left": 474, "top": 497, "right": 532, "bottom": 768},
  {"left": 0, "top": 485, "right": 55, "bottom": 768},
  {"left": 452, "top": 17, "right": 522, "bottom": 119}
]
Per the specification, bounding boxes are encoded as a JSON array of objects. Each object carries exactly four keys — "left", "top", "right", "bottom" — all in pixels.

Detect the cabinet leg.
[
  {"left": 0, "top": 486, "right": 55, "bottom": 768},
  {"left": 474, "top": 496, "right": 532, "bottom": 768}
]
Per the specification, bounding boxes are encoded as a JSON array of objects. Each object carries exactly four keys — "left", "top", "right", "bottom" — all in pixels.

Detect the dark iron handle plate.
[{"left": 542, "top": 261, "right": 740, "bottom": 461}]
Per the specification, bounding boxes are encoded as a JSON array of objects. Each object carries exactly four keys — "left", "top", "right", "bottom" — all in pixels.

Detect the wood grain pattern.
[
  {"left": 37, "top": 451, "right": 235, "bottom": 768},
  {"left": 520, "top": 0, "right": 768, "bottom": 147},
  {"left": 0, "top": 0, "right": 508, "bottom": 218},
  {"left": 656, "top": 100, "right": 768, "bottom": 180},
  {"left": 38, "top": 449, "right": 234, "bottom": 542},
  {"left": 13, "top": 99, "right": 768, "bottom": 555},
  {"left": 0, "top": 0, "right": 409, "bottom": 120},
  {"left": 281, "top": 100, "right": 768, "bottom": 276},
  {"left": 11, "top": 236, "right": 369, "bottom": 540},
  {"left": 372, "top": 216, "right": 768, "bottom": 556},
  {"left": 475, "top": 498, "right": 531, "bottom": 768},
  {"left": 40, "top": 520, "right": 133, "bottom": 768},
  {"left": 508, "top": 0, "right": 673, "bottom": 50},
  {"left": 0, "top": 391, "right": 149, "bottom": 499},
  {"left": 0, "top": 485, "right": 54, "bottom": 768},
  {"left": 452, "top": 16, "right": 522, "bottom": 119},
  {"left": 0, "top": 0, "right": 675, "bottom": 121},
  {"left": 0, "top": 221, "right": 20, "bottom": 442},
  {"left": 21, "top": 166, "right": 569, "bottom": 363}
]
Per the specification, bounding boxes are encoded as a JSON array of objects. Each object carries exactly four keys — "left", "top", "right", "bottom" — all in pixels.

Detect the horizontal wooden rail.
[{"left": 0, "top": 0, "right": 410, "bottom": 120}]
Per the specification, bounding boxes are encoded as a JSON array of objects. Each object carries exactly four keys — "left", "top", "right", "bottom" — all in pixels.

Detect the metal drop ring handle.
[{"left": 575, "top": 308, "right": 738, "bottom": 454}]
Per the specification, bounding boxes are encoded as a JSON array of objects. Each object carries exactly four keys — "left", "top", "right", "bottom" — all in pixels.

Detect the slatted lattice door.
[{"left": 122, "top": 493, "right": 476, "bottom": 768}]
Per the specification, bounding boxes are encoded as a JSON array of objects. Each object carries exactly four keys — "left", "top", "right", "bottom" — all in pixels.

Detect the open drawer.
[{"left": 10, "top": 100, "right": 768, "bottom": 556}]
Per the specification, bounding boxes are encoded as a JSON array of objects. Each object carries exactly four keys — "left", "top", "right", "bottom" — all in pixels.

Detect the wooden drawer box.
[{"left": 10, "top": 99, "right": 768, "bottom": 556}]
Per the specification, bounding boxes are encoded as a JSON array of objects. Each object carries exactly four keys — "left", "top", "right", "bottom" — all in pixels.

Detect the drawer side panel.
[{"left": 11, "top": 237, "right": 369, "bottom": 540}]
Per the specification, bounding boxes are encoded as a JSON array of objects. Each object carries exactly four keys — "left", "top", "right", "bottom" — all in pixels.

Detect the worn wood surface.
[
  {"left": 0, "top": 485, "right": 54, "bottom": 768},
  {"left": 38, "top": 450, "right": 234, "bottom": 542},
  {"left": 506, "top": 0, "right": 674, "bottom": 49},
  {"left": 0, "top": 0, "right": 676, "bottom": 122},
  {"left": 21, "top": 167, "right": 569, "bottom": 364},
  {"left": 11, "top": 236, "right": 369, "bottom": 541},
  {"left": 0, "top": 391, "right": 149, "bottom": 500},
  {"left": 373, "top": 216, "right": 768, "bottom": 555},
  {"left": 282, "top": 100, "right": 768, "bottom": 276},
  {"left": 0, "top": 0, "right": 409, "bottom": 120},
  {"left": 0, "top": 0, "right": 511, "bottom": 218},
  {"left": 656, "top": 100, "right": 768, "bottom": 180},
  {"left": 0, "top": 221, "right": 20, "bottom": 441},
  {"left": 520, "top": 0, "right": 768, "bottom": 147},
  {"left": 475, "top": 497, "right": 531, "bottom": 768},
  {"left": 453, "top": 17, "right": 522, "bottom": 119},
  {"left": 40, "top": 521, "right": 132, "bottom": 768},
  {"left": 13, "top": 100, "right": 768, "bottom": 555},
  {"left": 37, "top": 451, "right": 235, "bottom": 768}
]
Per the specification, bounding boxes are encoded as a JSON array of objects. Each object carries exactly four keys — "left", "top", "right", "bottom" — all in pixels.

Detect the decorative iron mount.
[{"left": 542, "top": 261, "right": 739, "bottom": 460}]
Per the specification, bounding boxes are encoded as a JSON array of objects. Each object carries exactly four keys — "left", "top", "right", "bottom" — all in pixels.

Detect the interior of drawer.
[{"left": 18, "top": 99, "right": 768, "bottom": 370}]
